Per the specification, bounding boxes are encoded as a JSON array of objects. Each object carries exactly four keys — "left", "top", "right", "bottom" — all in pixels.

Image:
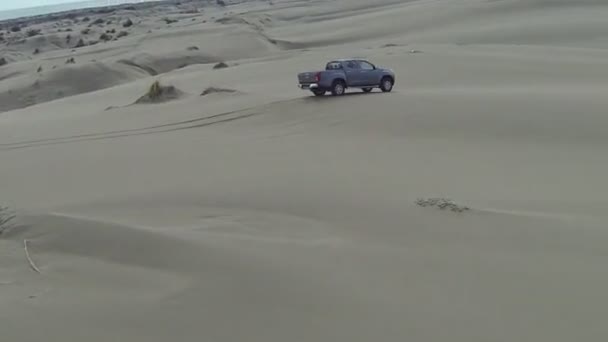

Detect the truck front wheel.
[
  {"left": 331, "top": 80, "right": 346, "bottom": 96},
  {"left": 380, "top": 77, "right": 394, "bottom": 93}
]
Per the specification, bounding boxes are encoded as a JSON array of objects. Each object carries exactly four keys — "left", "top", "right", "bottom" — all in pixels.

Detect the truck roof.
[{"left": 330, "top": 58, "right": 368, "bottom": 62}]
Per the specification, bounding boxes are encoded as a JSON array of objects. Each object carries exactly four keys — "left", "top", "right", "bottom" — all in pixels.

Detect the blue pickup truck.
[{"left": 297, "top": 59, "right": 395, "bottom": 96}]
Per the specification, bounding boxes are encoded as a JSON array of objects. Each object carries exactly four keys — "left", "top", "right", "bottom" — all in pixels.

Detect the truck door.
[
  {"left": 358, "top": 60, "right": 378, "bottom": 86},
  {"left": 343, "top": 60, "right": 364, "bottom": 86}
]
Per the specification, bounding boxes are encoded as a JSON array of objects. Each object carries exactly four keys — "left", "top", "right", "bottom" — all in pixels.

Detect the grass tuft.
[{"left": 0, "top": 206, "right": 16, "bottom": 235}]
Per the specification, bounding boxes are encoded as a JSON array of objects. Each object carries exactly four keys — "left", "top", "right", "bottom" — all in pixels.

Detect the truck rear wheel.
[{"left": 331, "top": 80, "right": 346, "bottom": 96}]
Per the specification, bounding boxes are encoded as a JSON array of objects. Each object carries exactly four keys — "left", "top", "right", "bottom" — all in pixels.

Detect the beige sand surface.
[{"left": 1, "top": 0, "right": 608, "bottom": 341}]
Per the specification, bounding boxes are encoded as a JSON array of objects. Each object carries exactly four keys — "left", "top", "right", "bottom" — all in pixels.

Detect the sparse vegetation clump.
[
  {"left": 26, "top": 28, "right": 41, "bottom": 37},
  {"left": 66, "top": 57, "right": 75, "bottom": 64},
  {"left": 92, "top": 18, "right": 105, "bottom": 25},
  {"left": 0, "top": 57, "right": 7, "bottom": 66},
  {"left": 163, "top": 17, "right": 178, "bottom": 24},
  {"left": 82, "top": 17, "right": 90, "bottom": 22},
  {"left": 100, "top": 33, "right": 112, "bottom": 41},
  {"left": 117, "top": 31, "right": 129, "bottom": 38},
  {"left": 0, "top": 206, "right": 16, "bottom": 235},
  {"left": 81, "top": 28, "right": 90, "bottom": 35},
  {"left": 37, "top": 65, "right": 42, "bottom": 73},
  {"left": 200, "top": 87, "right": 236, "bottom": 96},
  {"left": 10, "top": 26, "right": 21, "bottom": 32},
  {"left": 135, "top": 80, "right": 182, "bottom": 104},
  {"left": 216, "top": 0, "right": 226, "bottom": 6},
  {"left": 74, "top": 38, "right": 86, "bottom": 48},
  {"left": 187, "top": 46, "right": 199, "bottom": 51},
  {"left": 123, "top": 18, "right": 133, "bottom": 27},
  {"left": 66, "top": 34, "right": 72, "bottom": 43},
  {"left": 33, "top": 48, "right": 40, "bottom": 54},
  {"left": 213, "top": 61, "right": 228, "bottom": 69},
  {"left": 415, "top": 198, "right": 470, "bottom": 213}
]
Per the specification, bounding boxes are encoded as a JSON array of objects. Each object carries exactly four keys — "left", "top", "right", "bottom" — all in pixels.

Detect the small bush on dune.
[
  {"left": 26, "top": 28, "right": 41, "bottom": 37},
  {"left": 117, "top": 31, "right": 129, "bottom": 38},
  {"left": 66, "top": 57, "right": 75, "bottom": 64},
  {"left": 0, "top": 57, "right": 7, "bottom": 66},
  {"left": 74, "top": 38, "right": 86, "bottom": 48},
  {"left": 123, "top": 18, "right": 133, "bottom": 27},
  {"left": 10, "top": 26, "right": 21, "bottom": 32},
  {"left": 213, "top": 62, "right": 228, "bottom": 69},
  {"left": 135, "top": 80, "right": 182, "bottom": 104},
  {"left": 37, "top": 65, "right": 42, "bottom": 73},
  {"left": 33, "top": 48, "right": 40, "bottom": 54},
  {"left": 92, "top": 18, "right": 104, "bottom": 25},
  {"left": 163, "top": 17, "right": 178, "bottom": 24},
  {"left": 200, "top": 87, "right": 236, "bottom": 96},
  {"left": 99, "top": 33, "right": 112, "bottom": 41},
  {"left": 0, "top": 206, "right": 16, "bottom": 235},
  {"left": 415, "top": 198, "right": 470, "bottom": 213},
  {"left": 81, "top": 28, "right": 90, "bottom": 35},
  {"left": 148, "top": 80, "right": 162, "bottom": 98},
  {"left": 82, "top": 17, "right": 90, "bottom": 22},
  {"left": 187, "top": 45, "right": 199, "bottom": 51}
]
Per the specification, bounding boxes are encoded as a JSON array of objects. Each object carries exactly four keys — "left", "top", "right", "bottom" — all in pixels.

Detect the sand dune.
[{"left": 1, "top": 0, "right": 608, "bottom": 341}]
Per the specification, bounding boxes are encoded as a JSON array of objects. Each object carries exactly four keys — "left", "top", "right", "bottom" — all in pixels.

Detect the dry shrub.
[
  {"left": 26, "top": 28, "right": 41, "bottom": 37},
  {"left": 0, "top": 206, "right": 16, "bottom": 235},
  {"left": 200, "top": 87, "right": 236, "bottom": 96},
  {"left": 213, "top": 62, "right": 228, "bottom": 69},
  {"left": 74, "top": 38, "right": 86, "bottom": 48},
  {"left": 135, "top": 80, "right": 182, "bottom": 104},
  {"left": 415, "top": 198, "right": 470, "bottom": 213}
]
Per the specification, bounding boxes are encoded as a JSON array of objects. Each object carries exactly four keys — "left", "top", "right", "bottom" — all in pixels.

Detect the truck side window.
[
  {"left": 359, "top": 61, "right": 375, "bottom": 70},
  {"left": 346, "top": 61, "right": 360, "bottom": 69},
  {"left": 326, "top": 62, "right": 342, "bottom": 70}
]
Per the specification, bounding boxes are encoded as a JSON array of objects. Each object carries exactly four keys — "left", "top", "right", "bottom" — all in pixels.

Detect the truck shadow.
[{"left": 303, "top": 91, "right": 384, "bottom": 101}]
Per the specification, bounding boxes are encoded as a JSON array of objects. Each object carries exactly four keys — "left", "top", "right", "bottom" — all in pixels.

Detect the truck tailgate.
[{"left": 298, "top": 72, "right": 318, "bottom": 84}]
